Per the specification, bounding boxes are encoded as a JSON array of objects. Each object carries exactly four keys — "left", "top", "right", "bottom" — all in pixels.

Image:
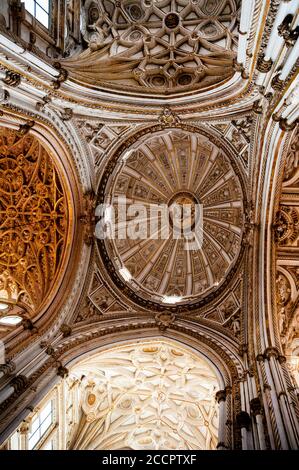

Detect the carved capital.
[
  {"left": 252, "top": 100, "right": 263, "bottom": 114},
  {"left": 0, "top": 89, "right": 9, "bottom": 104},
  {"left": 271, "top": 74, "right": 284, "bottom": 92},
  {"left": 278, "top": 14, "right": 299, "bottom": 47},
  {"left": 21, "top": 318, "right": 38, "bottom": 333},
  {"left": 256, "top": 54, "right": 273, "bottom": 73},
  {"left": 10, "top": 375, "right": 28, "bottom": 393},
  {"left": 159, "top": 107, "right": 180, "bottom": 126},
  {"left": 60, "top": 108, "right": 73, "bottom": 121},
  {"left": 278, "top": 355, "right": 287, "bottom": 364},
  {"left": 0, "top": 360, "right": 16, "bottom": 376},
  {"left": 233, "top": 59, "right": 244, "bottom": 73},
  {"left": 57, "top": 365, "right": 69, "bottom": 378},
  {"left": 45, "top": 345, "right": 55, "bottom": 356},
  {"left": 19, "top": 421, "right": 30, "bottom": 435},
  {"left": 279, "top": 118, "right": 298, "bottom": 132},
  {"left": 52, "top": 67, "right": 68, "bottom": 90},
  {"left": 36, "top": 95, "right": 51, "bottom": 111},
  {"left": 236, "top": 411, "right": 251, "bottom": 430},
  {"left": 264, "top": 347, "right": 280, "bottom": 360},
  {"left": 2, "top": 70, "right": 21, "bottom": 87},
  {"left": 256, "top": 354, "right": 264, "bottom": 363}
]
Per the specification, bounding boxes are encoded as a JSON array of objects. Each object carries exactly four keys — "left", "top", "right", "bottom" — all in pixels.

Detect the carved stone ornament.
[
  {"left": 278, "top": 14, "right": 299, "bottom": 47},
  {"left": 0, "top": 128, "right": 70, "bottom": 328},
  {"left": 256, "top": 54, "right": 273, "bottom": 73},
  {"left": 283, "top": 126, "right": 299, "bottom": 181},
  {"left": 80, "top": 191, "right": 96, "bottom": 246},
  {"left": 274, "top": 207, "right": 299, "bottom": 245},
  {"left": 57, "top": 364, "right": 69, "bottom": 378},
  {"left": 62, "top": 0, "right": 241, "bottom": 94},
  {"left": 97, "top": 126, "right": 245, "bottom": 312},
  {"left": 68, "top": 340, "right": 220, "bottom": 450},
  {"left": 155, "top": 312, "right": 176, "bottom": 331},
  {"left": 2, "top": 70, "right": 21, "bottom": 87},
  {"left": 159, "top": 107, "right": 180, "bottom": 126}
]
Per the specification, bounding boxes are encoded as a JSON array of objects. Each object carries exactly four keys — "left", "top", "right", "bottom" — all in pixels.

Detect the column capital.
[
  {"left": 256, "top": 354, "right": 264, "bottom": 363},
  {"left": 264, "top": 347, "right": 280, "bottom": 360},
  {"left": 256, "top": 54, "right": 273, "bottom": 73},
  {"left": 57, "top": 365, "right": 69, "bottom": 378},
  {"left": 216, "top": 389, "right": 227, "bottom": 403},
  {"left": 278, "top": 355, "right": 287, "bottom": 364},
  {"left": 10, "top": 375, "right": 28, "bottom": 393},
  {"left": 250, "top": 397, "right": 263, "bottom": 417},
  {"left": 236, "top": 411, "right": 251, "bottom": 430}
]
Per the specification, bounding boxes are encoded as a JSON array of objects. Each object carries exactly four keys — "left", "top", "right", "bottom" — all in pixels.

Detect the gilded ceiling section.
[
  {"left": 0, "top": 128, "right": 70, "bottom": 329},
  {"left": 98, "top": 128, "right": 244, "bottom": 308},
  {"left": 275, "top": 127, "right": 299, "bottom": 366},
  {"left": 63, "top": 0, "right": 240, "bottom": 94},
  {"left": 68, "top": 340, "right": 220, "bottom": 450}
]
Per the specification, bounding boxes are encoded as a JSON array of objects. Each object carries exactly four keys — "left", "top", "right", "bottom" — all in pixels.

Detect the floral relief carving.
[
  {"left": 274, "top": 206, "right": 299, "bottom": 246},
  {"left": 283, "top": 127, "right": 299, "bottom": 183}
]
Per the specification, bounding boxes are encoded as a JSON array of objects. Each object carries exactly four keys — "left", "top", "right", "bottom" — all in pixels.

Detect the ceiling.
[
  {"left": 68, "top": 339, "right": 220, "bottom": 450},
  {"left": 63, "top": 0, "right": 241, "bottom": 96},
  {"left": 0, "top": 127, "right": 71, "bottom": 335},
  {"left": 98, "top": 128, "right": 244, "bottom": 307}
]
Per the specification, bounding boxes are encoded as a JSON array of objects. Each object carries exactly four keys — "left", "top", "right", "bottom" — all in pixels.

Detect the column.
[
  {"left": 215, "top": 389, "right": 227, "bottom": 450},
  {"left": 236, "top": 411, "right": 251, "bottom": 450},
  {"left": 250, "top": 397, "right": 267, "bottom": 450}
]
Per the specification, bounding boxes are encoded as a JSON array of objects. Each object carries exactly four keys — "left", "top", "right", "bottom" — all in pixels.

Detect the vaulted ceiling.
[
  {"left": 63, "top": 0, "right": 240, "bottom": 95},
  {"left": 67, "top": 340, "right": 219, "bottom": 450}
]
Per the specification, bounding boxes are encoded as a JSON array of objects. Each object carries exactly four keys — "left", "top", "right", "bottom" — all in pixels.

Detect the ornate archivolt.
[
  {"left": 274, "top": 126, "right": 299, "bottom": 387},
  {"left": 63, "top": 0, "right": 240, "bottom": 94},
  {"left": 67, "top": 340, "right": 220, "bottom": 450},
  {"left": 0, "top": 127, "right": 71, "bottom": 335}
]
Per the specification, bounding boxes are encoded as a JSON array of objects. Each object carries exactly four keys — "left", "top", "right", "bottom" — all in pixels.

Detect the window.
[
  {"left": 28, "top": 401, "right": 54, "bottom": 450},
  {"left": 24, "top": 0, "right": 50, "bottom": 28}
]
